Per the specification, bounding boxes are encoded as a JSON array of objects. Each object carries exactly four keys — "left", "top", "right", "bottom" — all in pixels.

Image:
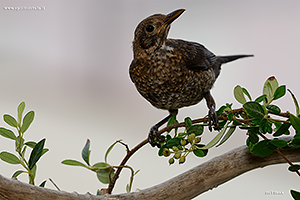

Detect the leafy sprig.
[{"left": 0, "top": 102, "right": 48, "bottom": 186}]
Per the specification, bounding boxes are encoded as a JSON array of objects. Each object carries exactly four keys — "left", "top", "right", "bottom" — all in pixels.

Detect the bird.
[{"left": 129, "top": 9, "right": 253, "bottom": 147}]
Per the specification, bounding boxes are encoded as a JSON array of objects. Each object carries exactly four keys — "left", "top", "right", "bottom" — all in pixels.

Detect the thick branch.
[{"left": 1, "top": 138, "right": 300, "bottom": 200}]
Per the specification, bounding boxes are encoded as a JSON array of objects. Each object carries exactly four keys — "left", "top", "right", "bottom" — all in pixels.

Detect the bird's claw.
[
  {"left": 208, "top": 107, "right": 220, "bottom": 131},
  {"left": 148, "top": 126, "right": 164, "bottom": 148}
]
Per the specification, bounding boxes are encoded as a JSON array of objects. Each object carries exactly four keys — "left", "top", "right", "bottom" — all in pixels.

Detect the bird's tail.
[{"left": 217, "top": 55, "right": 254, "bottom": 64}]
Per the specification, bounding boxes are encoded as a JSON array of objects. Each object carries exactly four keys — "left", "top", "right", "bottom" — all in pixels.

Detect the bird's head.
[{"left": 132, "top": 9, "right": 185, "bottom": 56}]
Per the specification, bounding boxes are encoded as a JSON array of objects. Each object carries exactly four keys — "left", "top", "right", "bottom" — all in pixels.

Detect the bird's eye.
[{"left": 145, "top": 25, "right": 155, "bottom": 32}]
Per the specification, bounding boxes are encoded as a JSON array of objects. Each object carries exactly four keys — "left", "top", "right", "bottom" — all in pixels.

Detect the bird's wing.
[{"left": 167, "top": 39, "right": 218, "bottom": 70}]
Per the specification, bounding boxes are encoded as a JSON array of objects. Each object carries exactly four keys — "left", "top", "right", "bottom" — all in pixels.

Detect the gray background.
[{"left": 1, "top": 0, "right": 299, "bottom": 199}]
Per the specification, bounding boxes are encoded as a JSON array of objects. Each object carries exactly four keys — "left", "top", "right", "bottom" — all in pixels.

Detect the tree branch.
[{"left": 1, "top": 137, "right": 300, "bottom": 200}]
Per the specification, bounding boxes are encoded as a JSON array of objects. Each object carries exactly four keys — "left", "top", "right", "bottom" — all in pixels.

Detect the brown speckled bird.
[{"left": 129, "top": 9, "right": 253, "bottom": 147}]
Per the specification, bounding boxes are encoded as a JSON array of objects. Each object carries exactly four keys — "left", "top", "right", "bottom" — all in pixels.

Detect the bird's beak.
[{"left": 164, "top": 9, "right": 185, "bottom": 25}]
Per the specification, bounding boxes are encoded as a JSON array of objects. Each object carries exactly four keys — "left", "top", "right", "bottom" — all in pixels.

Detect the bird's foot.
[
  {"left": 207, "top": 106, "right": 220, "bottom": 131},
  {"left": 148, "top": 125, "right": 164, "bottom": 148}
]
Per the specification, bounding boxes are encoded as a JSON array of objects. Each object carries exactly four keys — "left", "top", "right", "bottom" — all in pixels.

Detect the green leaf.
[
  {"left": 39, "top": 180, "right": 47, "bottom": 187},
  {"left": 250, "top": 140, "right": 274, "bottom": 157},
  {"left": 17, "top": 102, "right": 25, "bottom": 124},
  {"left": 105, "top": 140, "right": 119, "bottom": 164},
  {"left": 184, "top": 117, "right": 193, "bottom": 128},
  {"left": 243, "top": 101, "right": 266, "bottom": 119},
  {"left": 259, "top": 119, "right": 272, "bottom": 134},
  {"left": 193, "top": 144, "right": 208, "bottom": 157},
  {"left": 42, "top": 148, "right": 49, "bottom": 156},
  {"left": 0, "top": 127, "right": 17, "bottom": 140},
  {"left": 248, "top": 131, "right": 259, "bottom": 144},
  {"left": 93, "top": 162, "right": 108, "bottom": 169},
  {"left": 199, "top": 121, "right": 230, "bottom": 149},
  {"left": 158, "top": 145, "right": 167, "bottom": 156},
  {"left": 21, "top": 111, "right": 35, "bottom": 133},
  {"left": 167, "top": 115, "right": 178, "bottom": 133},
  {"left": 291, "top": 189, "right": 300, "bottom": 200},
  {"left": 25, "top": 141, "right": 37, "bottom": 148},
  {"left": 97, "top": 168, "right": 115, "bottom": 184},
  {"left": 273, "top": 85, "right": 286, "bottom": 100},
  {"left": 234, "top": 85, "right": 247, "bottom": 104},
  {"left": 273, "top": 123, "right": 291, "bottom": 136},
  {"left": 187, "top": 125, "right": 203, "bottom": 136},
  {"left": 288, "top": 165, "right": 300, "bottom": 172},
  {"left": 254, "top": 94, "right": 267, "bottom": 103},
  {"left": 288, "top": 137, "right": 300, "bottom": 149},
  {"left": 290, "top": 114, "right": 300, "bottom": 133},
  {"left": 29, "top": 164, "right": 37, "bottom": 184},
  {"left": 3, "top": 114, "right": 18, "bottom": 128},
  {"left": 0, "top": 151, "right": 21, "bottom": 164},
  {"left": 166, "top": 138, "right": 181, "bottom": 148},
  {"left": 288, "top": 89, "right": 300, "bottom": 117},
  {"left": 28, "top": 138, "right": 45, "bottom": 170},
  {"left": 82, "top": 139, "right": 90, "bottom": 166},
  {"left": 242, "top": 87, "right": 252, "bottom": 101},
  {"left": 266, "top": 104, "right": 281, "bottom": 114},
  {"left": 270, "top": 139, "right": 287, "bottom": 148},
  {"left": 216, "top": 126, "right": 236, "bottom": 147},
  {"left": 263, "top": 76, "right": 278, "bottom": 105},
  {"left": 12, "top": 170, "right": 26, "bottom": 178},
  {"left": 61, "top": 159, "right": 87, "bottom": 167}
]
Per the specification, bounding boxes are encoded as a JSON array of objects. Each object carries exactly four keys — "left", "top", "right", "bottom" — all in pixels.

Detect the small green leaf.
[
  {"left": 288, "top": 137, "right": 300, "bottom": 149},
  {"left": 82, "top": 139, "right": 90, "bottom": 166},
  {"left": 266, "top": 104, "right": 281, "bottom": 114},
  {"left": 288, "top": 165, "right": 300, "bottom": 172},
  {"left": 167, "top": 115, "right": 178, "bottom": 133},
  {"left": 290, "top": 114, "right": 300, "bottom": 133},
  {"left": 39, "top": 180, "right": 47, "bottom": 187},
  {"left": 250, "top": 140, "right": 274, "bottom": 157},
  {"left": 29, "top": 164, "right": 37, "bottom": 184},
  {"left": 248, "top": 131, "right": 259, "bottom": 144},
  {"left": 187, "top": 125, "right": 203, "bottom": 136},
  {"left": 243, "top": 101, "right": 266, "bottom": 119},
  {"left": 273, "top": 123, "right": 291, "bottom": 136},
  {"left": 0, "top": 151, "right": 21, "bottom": 164},
  {"left": 273, "top": 85, "right": 286, "bottom": 100},
  {"left": 259, "top": 119, "right": 272, "bottom": 134},
  {"left": 254, "top": 94, "right": 267, "bottom": 103},
  {"left": 93, "top": 162, "right": 108, "bottom": 169},
  {"left": 199, "top": 121, "right": 229, "bottom": 149},
  {"left": 25, "top": 141, "right": 37, "bottom": 148},
  {"left": 0, "top": 127, "right": 17, "bottom": 140},
  {"left": 3, "top": 114, "right": 18, "bottom": 128},
  {"left": 97, "top": 169, "right": 114, "bottom": 184},
  {"left": 42, "top": 148, "right": 49, "bottom": 156},
  {"left": 28, "top": 138, "right": 45, "bottom": 170},
  {"left": 193, "top": 144, "right": 208, "bottom": 157},
  {"left": 17, "top": 102, "right": 25, "bottom": 124},
  {"left": 234, "top": 85, "right": 247, "bottom": 104},
  {"left": 291, "top": 189, "right": 300, "bottom": 200},
  {"left": 105, "top": 140, "right": 119, "bottom": 164},
  {"left": 216, "top": 126, "right": 236, "bottom": 147},
  {"left": 270, "top": 139, "right": 287, "bottom": 148},
  {"left": 61, "top": 159, "right": 87, "bottom": 167},
  {"left": 166, "top": 138, "right": 181, "bottom": 148},
  {"left": 263, "top": 76, "right": 278, "bottom": 105},
  {"left": 184, "top": 117, "right": 193, "bottom": 128},
  {"left": 12, "top": 170, "right": 26, "bottom": 178},
  {"left": 288, "top": 89, "right": 300, "bottom": 117},
  {"left": 21, "top": 111, "right": 35, "bottom": 133},
  {"left": 242, "top": 87, "right": 252, "bottom": 101}
]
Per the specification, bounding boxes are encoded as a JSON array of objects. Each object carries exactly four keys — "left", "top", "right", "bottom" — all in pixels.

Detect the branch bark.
[{"left": 1, "top": 139, "right": 300, "bottom": 200}]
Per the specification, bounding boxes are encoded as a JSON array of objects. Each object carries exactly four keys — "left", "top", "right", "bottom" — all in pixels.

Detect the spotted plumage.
[{"left": 129, "top": 9, "right": 253, "bottom": 147}]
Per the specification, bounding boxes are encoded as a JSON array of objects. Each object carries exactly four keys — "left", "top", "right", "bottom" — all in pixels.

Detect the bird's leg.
[
  {"left": 204, "top": 92, "right": 219, "bottom": 131},
  {"left": 149, "top": 109, "right": 178, "bottom": 147}
]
